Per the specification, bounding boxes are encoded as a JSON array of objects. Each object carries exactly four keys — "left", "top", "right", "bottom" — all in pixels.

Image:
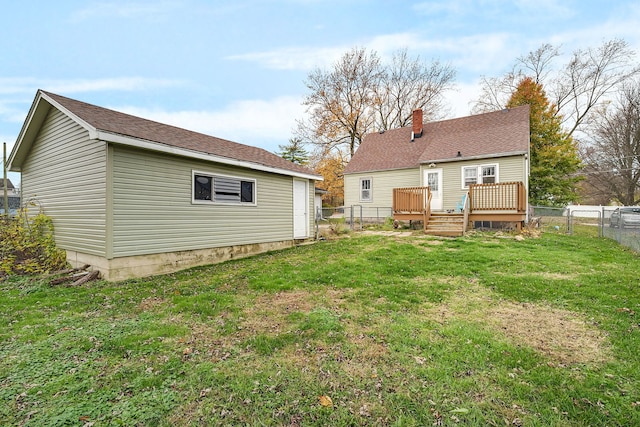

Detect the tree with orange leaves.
[
  {"left": 314, "top": 152, "right": 345, "bottom": 207},
  {"left": 507, "top": 77, "right": 582, "bottom": 206}
]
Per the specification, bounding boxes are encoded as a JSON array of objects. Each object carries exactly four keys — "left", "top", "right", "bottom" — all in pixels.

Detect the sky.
[{"left": 2, "top": 0, "right": 639, "bottom": 185}]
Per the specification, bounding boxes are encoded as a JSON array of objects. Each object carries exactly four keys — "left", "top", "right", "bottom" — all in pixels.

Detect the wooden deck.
[{"left": 393, "top": 182, "right": 527, "bottom": 235}]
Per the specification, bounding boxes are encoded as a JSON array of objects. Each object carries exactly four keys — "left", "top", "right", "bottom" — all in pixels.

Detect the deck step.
[{"left": 424, "top": 213, "right": 465, "bottom": 237}]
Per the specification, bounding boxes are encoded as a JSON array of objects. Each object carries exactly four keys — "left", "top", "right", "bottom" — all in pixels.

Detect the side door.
[
  {"left": 293, "top": 179, "right": 309, "bottom": 238},
  {"left": 424, "top": 169, "right": 443, "bottom": 211}
]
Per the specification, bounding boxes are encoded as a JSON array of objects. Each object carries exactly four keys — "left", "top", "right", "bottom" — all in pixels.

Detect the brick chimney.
[{"left": 411, "top": 109, "right": 423, "bottom": 140}]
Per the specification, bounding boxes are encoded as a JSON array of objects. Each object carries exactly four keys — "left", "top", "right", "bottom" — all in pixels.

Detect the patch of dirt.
[
  {"left": 493, "top": 271, "right": 578, "bottom": 281},
  {"left": 433, "top": 284, "right": 610, "bottom": 365},
  {"left": 137, "top": 296, "right": 169, "bottom": 311}
]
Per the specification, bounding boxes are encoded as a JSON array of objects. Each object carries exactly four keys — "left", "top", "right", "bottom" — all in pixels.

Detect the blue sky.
[{"left": 2, "top": 0, "right": 639, "bottom": 184}]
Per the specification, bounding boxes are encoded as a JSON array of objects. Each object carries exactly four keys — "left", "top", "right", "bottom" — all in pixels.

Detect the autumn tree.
[
  {"left": 474, "top": 39, "right": 639, "bottom": 137},
  {"left": 372, "top": 48, "right": 455, "bottom": 130},
  {"left": 581, "top": 81, "right": 640, "bottom": 205},
  {"left": 277, "top": 137, "right": 309, "bottom": 165},
  {"left": 297, "top": 47, "right": 455, "bottom": 158},
  {"left": 507, "top": 78, "right": 582, "bottom": 206},
  {"left": 313, "top": 151, "right": 346, "bottom": 207}
]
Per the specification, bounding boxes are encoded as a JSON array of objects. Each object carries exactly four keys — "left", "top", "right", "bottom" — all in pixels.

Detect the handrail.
[
  {"left": 469, "top": 182, "right": 525, "bottom": 212},
  {"left": 393, "top": 186, "right": 430, "bottom": 213},
  {"left": 423, "top": 192, "right": 433, "bottom": 231},
  {"left": 462, "top": 192, "right": 469, "bottom": 233}
]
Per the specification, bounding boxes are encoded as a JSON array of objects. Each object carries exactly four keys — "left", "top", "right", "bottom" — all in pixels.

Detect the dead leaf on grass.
[{"left": 319, "top": 395, "right": 333, "bottom": 407}]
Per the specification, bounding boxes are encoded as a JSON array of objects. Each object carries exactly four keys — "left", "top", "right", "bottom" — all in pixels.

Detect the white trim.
[
  {"left": 192, "top": 170, "right": 257, "bottom": 206},
  {"left": 40, "top": 92, "right": 321, "bottom": 181},
  {"left": 359, "top": 177, "right": 373, "bottom": 202},
  {"left": 460, "top": 163, "right": 500, "bottom": 189},
  {"left": 293, "top": 179, "right": 309, "bottom": 239},
  {"left": 98, "top": 130, "right": 320, "bottom": 180}
]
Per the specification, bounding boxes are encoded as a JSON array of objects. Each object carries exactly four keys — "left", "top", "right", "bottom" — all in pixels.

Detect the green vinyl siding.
[
  {"left": 432, "top": 155, "right": 527, "bottom": 210},
  {"left": 111, "top": 146, "right": 302, "bottom": 257},
  {"left": 20, "top": 108, "right": 107, "bottom": 256},
  {"left": 344, "top": 168, "right": 420, "bottom": 210}
]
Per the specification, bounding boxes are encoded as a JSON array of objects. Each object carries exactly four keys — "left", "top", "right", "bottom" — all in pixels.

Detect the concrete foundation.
[{"left": 65, "top": 240, "right": 297, "bottom": 281}]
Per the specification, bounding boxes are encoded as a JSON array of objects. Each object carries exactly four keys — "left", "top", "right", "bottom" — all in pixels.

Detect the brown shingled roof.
[
  {"left": 42, "top": 91, "right": 319, "bottom": 178},
  {"left": 344, "top": 105, "right": 530, "bottom": 174}
]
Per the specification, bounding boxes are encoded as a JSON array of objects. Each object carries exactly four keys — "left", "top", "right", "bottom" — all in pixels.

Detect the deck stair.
[{"left": 424, "top": 212, "right": 465, "bottom": 237}]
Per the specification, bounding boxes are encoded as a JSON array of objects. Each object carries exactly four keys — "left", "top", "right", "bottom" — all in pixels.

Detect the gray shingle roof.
[
  {"left": 344, "top": 105, "right": 530, "bottom": 174},
  {"left": 42, "top": 91, "right": 320, "bottom": 178}
]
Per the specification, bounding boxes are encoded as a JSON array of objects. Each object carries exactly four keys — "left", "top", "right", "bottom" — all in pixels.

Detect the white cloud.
[
  {"left": 445, "top": 80, "right": 484, "bottom": 117},
  {"left": 0, "top": 77, "right": 183, "bottom": 96},
  {"left": 116, "top": 95, "right": 305, "bottom": 152},
  {"left": 226, "top": 46, "right": 348, "bottom": 70}
]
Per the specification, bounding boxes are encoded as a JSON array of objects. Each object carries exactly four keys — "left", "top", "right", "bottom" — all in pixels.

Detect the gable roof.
[
  {"left": 344, "top": 105, "right": 530, "bottom": 174},
  {"left": 9, "top": 90, "right": 321, "bottom": 180},
  {"left": 0, "top": 179, "right": 15, "bottom": 190}
]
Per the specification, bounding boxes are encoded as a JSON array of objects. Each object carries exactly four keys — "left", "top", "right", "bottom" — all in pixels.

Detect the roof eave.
[
  {"left": 97, "top": 130, "right": 323, "bottom": 181},
  {"left": 8, "top": 90, "right": 98, "bottom": 171},
  {"left": 421, "top": 150, "right": 528, "bottom": 164},
  {"left": 344, "top": 165, "right": 419, "bottom": 175}
]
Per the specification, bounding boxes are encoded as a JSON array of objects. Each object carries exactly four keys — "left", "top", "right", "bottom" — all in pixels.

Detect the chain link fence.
[
  {"left": 315, "top": 204, "right": 640, "bottom": 253},
  {"left": 531, "top": 205, "right": 640, "bottom": 253}
]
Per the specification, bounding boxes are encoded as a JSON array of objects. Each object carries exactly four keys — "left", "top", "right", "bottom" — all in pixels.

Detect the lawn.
[{"left": 1, "top": 230, "right": 639, "bottom": 426}]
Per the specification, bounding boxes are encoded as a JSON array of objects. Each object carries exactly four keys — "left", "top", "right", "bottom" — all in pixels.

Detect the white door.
[
  {"left": 424, "top": 169, "right": 443, "bottom": 211},
  {"left": 293, "top": 180, "right": 308, "bottom": 238}
]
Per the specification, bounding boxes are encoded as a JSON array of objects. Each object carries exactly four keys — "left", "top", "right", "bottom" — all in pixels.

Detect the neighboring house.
[
  {"left": 1, "top": 179, "right": 19, "bottom": 196},
  {"left": 344, "top": 106, "right": 530, "bottom": 234},
  {"left": 314, "top": 187, "right": 327, "bottom": 219},
  {"left": 8, "top": 90, "right": 322, "bottom": 280},
  {"left": 0, "top": 179, "right": 20, "bottom": 216}
]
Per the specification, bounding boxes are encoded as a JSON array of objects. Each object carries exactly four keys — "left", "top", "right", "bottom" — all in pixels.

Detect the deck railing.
[
  {"left": 393, "top": 186, "right": 430, "bottom": 213},
  {"left": 469, "top": 182, "right": 526, "bottom": 212}
]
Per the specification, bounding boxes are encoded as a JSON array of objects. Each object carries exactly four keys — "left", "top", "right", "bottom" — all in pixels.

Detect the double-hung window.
[
  {"left": 461, "top": 164, "right": 498, "bottom": 188},
  {"left": 360, "top": 178, "right": 372, "bottom": 202},
  {"left": 193, "top": 171, "right": 256, "bottom": 205}
]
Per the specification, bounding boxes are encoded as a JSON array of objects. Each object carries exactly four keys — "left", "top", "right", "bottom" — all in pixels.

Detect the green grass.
[{"left": 1, "top": 231, "right": 640, "bottom": 426}]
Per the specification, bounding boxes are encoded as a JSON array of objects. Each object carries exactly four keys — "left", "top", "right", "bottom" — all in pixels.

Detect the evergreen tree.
[
  {"left": 507, "top": 77, "right": 582, "bottom": 206},
  {"left": 277, "top": 138, "right": 309, "bottom": 165}
]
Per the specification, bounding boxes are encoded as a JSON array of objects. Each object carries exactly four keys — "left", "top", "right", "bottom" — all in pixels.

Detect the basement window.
[{"left": 193, "top": 171, "right": 256, "bottom": 205}]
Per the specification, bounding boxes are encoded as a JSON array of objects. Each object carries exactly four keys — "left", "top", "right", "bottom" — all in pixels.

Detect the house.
[
  {"left": 1, "top": 179, "right": 19, "bottom": 196},
  {"left": 1, "top": 179, "right": 21, "bottom": 216},
  {"left": 8, "top": 90, "right": 322, "bottom": 280},
  {"left": 343, "top": 106, "right": 530, "bottom": 235}
]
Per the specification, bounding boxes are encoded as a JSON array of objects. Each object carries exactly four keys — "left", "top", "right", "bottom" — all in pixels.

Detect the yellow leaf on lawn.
[{"left": 319, "top": 395, "right": 333, "bottom": 407}]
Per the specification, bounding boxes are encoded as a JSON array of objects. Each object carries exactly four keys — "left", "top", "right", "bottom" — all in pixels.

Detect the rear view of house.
[
  {"left": 344, "top": 106, "right": 530, "bottom": 235},
  {"left": 8, "top": 90, "right": 321, "bottom": 280}
]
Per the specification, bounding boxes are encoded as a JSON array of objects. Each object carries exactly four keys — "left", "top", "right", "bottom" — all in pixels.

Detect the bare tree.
[
  {"left": 297, "top": 47, "right": 455, "bottom": 159},
  {"left": 373, "top": 49, "right": 455, "bottom": 130},
  {"left": 296, "top": 47, "right": 383, "bottom": 158},
  {"left": 473, "top": 39, "right": 640, "bottom": 137},
  {"left": 581, "top": 80, "right": 640, "bottom": 205}
]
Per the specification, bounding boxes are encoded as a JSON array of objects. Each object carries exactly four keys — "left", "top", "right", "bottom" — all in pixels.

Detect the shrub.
[{"left": 0, "top": 209, "right": 67, "bottom": 277}]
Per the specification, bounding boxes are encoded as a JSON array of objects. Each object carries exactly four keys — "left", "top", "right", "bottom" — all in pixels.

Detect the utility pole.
[{"left": 3, "top": 142, "right": 8, "bottom": 219}]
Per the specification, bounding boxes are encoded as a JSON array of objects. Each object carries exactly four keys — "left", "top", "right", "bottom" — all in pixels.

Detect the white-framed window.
[
  {"left": 193, "top": 171, "right": 256, "bottom": 205},
  {"left": 461, "top": 164, "right": 499, "bottom": 188},
  {"left": 463, "top": 167, "right": 477, "bottom": 188},
  {"left": 481, "top": 165, "right": 496, "bottom": 184},
  {"left": 360, "top": 177, "right": 372, "bottom": 202}
]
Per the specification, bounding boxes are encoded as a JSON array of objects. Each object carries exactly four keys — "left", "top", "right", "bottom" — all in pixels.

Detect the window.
[
  {"left": 360, "top": 178, "right": 372, "bottom": 201},
  {"left": 461, "top": 164, "right": 498, "bottom": 188},
  {"left": 463, "top": 167, "right": 478, "bottom": 188},
  {"left": 427, "top": 172, "right": 439, "bottom": 191},
  {"left": 193, "top": 172, "right": 256, "bottom": 204},
  {"left": 481, "top": 165, "right": 496, "bottom": 184}
]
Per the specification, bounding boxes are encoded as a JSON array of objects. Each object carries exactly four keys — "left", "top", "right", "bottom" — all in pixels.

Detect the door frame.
[
  {"left": 423, "top": 168, "right": 443, "bottom": 211},
  {"left": 293, "top": 179, "right": 309, "bottom": 239}
]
